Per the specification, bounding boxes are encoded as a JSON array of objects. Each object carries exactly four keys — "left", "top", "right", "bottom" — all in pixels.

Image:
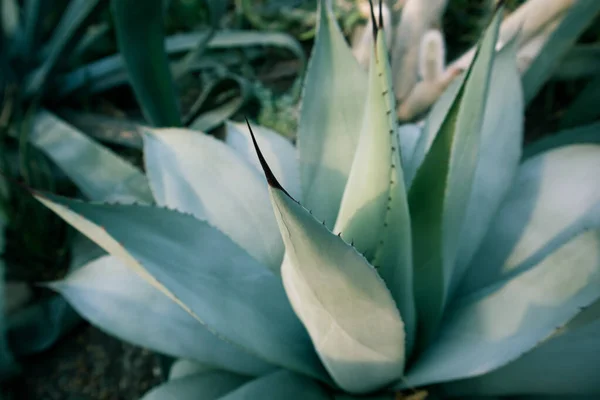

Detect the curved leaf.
[
  {"left": 450, "top": 37, "right": 524, "bottom": 294},
  {"left": 110, "top": 0, "right": 181, "bottom": 126},
  {"left": 169, "top": 359, "right": 214, "bottom": 380},
  {"left": 141, "top": 371, "right": 249, "bottom": 400},
  {"left": 220, "top": 370, "right": 330, "bottom": 400},
  {"left": 522, "top": 1, "right": 600, "bottom": 103},
  {"left": 52, "top": 255, "right": 274, "bottom": 376},
  {"left": 397, "top": 123, "right": 422, "bottom": 184},
  {"left": 250, "top": 124, "right": 405, "bottom": 393},
  {"left": 225, "top": 121, "right": 301, "bottom": 200},
  {"left": 142, "top": 128, "right": 283, "bottom": 272},
  {"left": 35, "top": 195, "right": 326, "bottom": 381},
  {"left": 459, "top": 145, "right": 600, "bottom": 295},
  {"left": 523, "top": 122, "right": 600, "bottom": 159},
  {"left": 443, "top": 301, "right": 600, "bottom": 396},
  {"left": 30, "top": 110, "right": 153, "bottom": 204},
  {"left": 334, "top": 31, "right": 414, "bottom": 353},
  {"left": 403, "top": 228, "right": 600, "bottom": 387},
  {"left": 407, "top": 8, "right": 502, "bottom": 347},
  {"left": 297, "top": 0, "right": 368, "bottom": 228}
]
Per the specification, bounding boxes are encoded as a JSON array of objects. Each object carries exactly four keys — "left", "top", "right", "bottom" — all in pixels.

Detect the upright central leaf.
[
  {"left": 408, "top": 7, "right": 502, "bottom": 349},
  {"left": 248, "top": 123, "right": 406, "bottom": 393},
  {"left": 334, "top": 30, "right": 415, "bottom": 354},
  {"left": 298, "top": 0, "right": 368, "bottom": 228}
]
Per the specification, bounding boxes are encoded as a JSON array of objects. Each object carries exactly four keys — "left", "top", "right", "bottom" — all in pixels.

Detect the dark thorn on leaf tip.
[
  {"left": 378, "top": 0, "right": 383, "bottom": 29},
  {"left": 246, "top": 118, "right": 291, "bottom": 198},
  {"left": 368, "top": 0, "right": 378, "bottom": 40}
]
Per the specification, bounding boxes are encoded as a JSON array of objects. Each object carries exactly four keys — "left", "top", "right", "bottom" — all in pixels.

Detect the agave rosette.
[{"left": 32, "top": 1, "right": 600, "bottom": 398}]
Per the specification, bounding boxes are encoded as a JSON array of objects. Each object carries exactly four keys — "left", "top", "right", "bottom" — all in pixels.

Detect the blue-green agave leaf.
[
  {"left": 35, "top": 195, "right": 326, "bottom": 380},
  {"left": 443, "top": 300, "right": 600, "bottom": 396},
  {"left": 225, "top": 121, "right": 301, "bottom": 200},
  {"left": 450, "top": 36, "right": 524, "bottom": 295},
  {"left": 30, "top": 110, "right": 153, "bottom": 204},
  {"left": 141, "top": 371, "right": 250, "bottom": 400},
  {"left": 408, "top": 7, "right": 502, "bottom": 348},
  {"left": 334, "top": 30, "right": 414, "bottom": 354},
  {"left": 403, "top": 228, "right": 600, "bottom": 387},
  {"left": 169, "top": 359, "right": 214, "bottom": 380},
  {"left": 142, "top": 128, "right": 284, "bottom": 272},
  {"left": 248, "top": 122, "right": 405, "bottom": 393},
  {"left": 140, "top": 371, "right": 249, "bottom": 400},
  {"left": 522, "top": 0, "right": 600, "bottom": 103},
  {"left": 459, "top": 144, "right": 600, "bottom": 295},
  {"left": 523, "top": 122, "right": 600, "bottom": 159},
  {"left": 51, "top": 255, "right": 274, "bottom": 376},
  {"left": 297, "top": 0, "right": 368, "bottom": 228},
  {"left": 219, "top": 370, "right": 330, "bottom": 400}
]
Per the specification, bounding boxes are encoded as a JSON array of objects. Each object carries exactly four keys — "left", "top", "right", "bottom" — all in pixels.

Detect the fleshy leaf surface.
[
  {"left": 443, "top": 300, "right": 600, "bottom": 396},
  {"left": 35, "top": 195, "right": 325, "bottom": 380},
  {"left": 249, "top": 123, "right": 405, "bottom": 393},
  {"left": 450, "top": 36, "right": 524, "bottom": 294},
  {"left": 334, "top": 31, "right": 414, "bottom": 353},
  {"left": 407, "top": 8, "right": 502, "bottom": 347},
  {"left": 459, "top": 144, "right": 600, "bottom": 295},
  {"left": 403, "top": 228, "right": 600, "bottom": 387},
  {"left": 220, "top": 370, "right": 330, "bottom": 400},
  {"left": 52, "top": 255, "right": 274, "bottom": 376},
  {"left": 298, "top": 0, "right": 368, "bottom": 228},
  {"left": 30, "top": 110, "right": 153, "bottom": 203},
  {"left": 140, "top": 371, "right": 249, "bottom": 400},
  {"left": 143, "top": 128, "right": 283, "bottom": 272}
]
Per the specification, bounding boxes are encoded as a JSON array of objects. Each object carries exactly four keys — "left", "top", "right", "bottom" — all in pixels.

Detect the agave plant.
[{"left": 30, "top": 0, "right": 600, "bottom": 398}]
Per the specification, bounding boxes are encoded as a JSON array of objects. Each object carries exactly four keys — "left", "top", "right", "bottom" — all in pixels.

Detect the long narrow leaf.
[
  {"left": 29, "top": 110, "right": 153, "bottom": 204},
  {"left": 111, "top": 0, "right": 181, "bottom": 127},
  {"left": 522, "top": 1, "right": 600, "bottom": 103},
  {"left": 408, "top": 7, "right": 502, "bottom": 348},
  {"left": 297, "top": 0, "right": 368, "bottom": 228}
]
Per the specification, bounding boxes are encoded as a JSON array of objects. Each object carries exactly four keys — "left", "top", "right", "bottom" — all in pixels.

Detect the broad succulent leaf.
[
  {"left": 225, "top": 121, "right": 301, "bottom": 199},
  {"left": 51, "top": 255, "right": 274, "bottom": 376},
  {"left": 402, "top": 228, "right": 600, "bottom": 387},
  {"left": 30, "top": 110, "right": 153, "bottom": 203},
  {"left": 219, "top": 370, "right": 330, "bottom": 400},
  {"left": 397, "top": 123, "right": 421, "bottom": 182},
  {"left": 169, "top": 359, "right": 215, "bottom": 380},
  {"left": 450, "top": 36, "right": 524, "bottom": 294},
  {"left": 408, "top": 8, "right": 502, "bottom": 347},
  {"left": 143, "top": 128, "right": 284, "bottom": 272},
  {"left": 443, "top": 300, "right": 600, "bottom": 396},
  {"left": 36, "top": 195, "right": 326, "bottom": 380},
  {"left": 140, "top": 371, "right": 249, "bottom": 400},
  {"left": 523, "top": 122, "right": 600, "bottom": 159},
  {"left": 404, "top": 75, "right": 462, "bottom": 187},
  {"left": 298, "top": 0, "right": 368, "bottom": 228},
  {"left": 459, "top": 145, "right": 600, "bottom": 295},
  {"left": 334, "top": 30, "right": 415, "bottom": 353},
  {"left": 249, "top": 123, "right": 405, "bottom": 393}
]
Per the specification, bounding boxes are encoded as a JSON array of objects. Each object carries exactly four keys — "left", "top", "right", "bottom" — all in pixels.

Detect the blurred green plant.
[{"left": 24, "top": 1, "right": 600, "bottom": 398}]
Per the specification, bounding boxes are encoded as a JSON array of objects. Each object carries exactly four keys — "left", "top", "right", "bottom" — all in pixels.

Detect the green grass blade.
[
  {"left": 110, "top": 0, "right": 181, "bottom": 127},
  {"left": 24, "top": 0, "right": 103, "bottom": 96}
]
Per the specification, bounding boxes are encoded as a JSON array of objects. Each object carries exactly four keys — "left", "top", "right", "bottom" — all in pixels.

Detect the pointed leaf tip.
[{"left": 245, "top": 118, "right": 291, "bottom": 198}]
